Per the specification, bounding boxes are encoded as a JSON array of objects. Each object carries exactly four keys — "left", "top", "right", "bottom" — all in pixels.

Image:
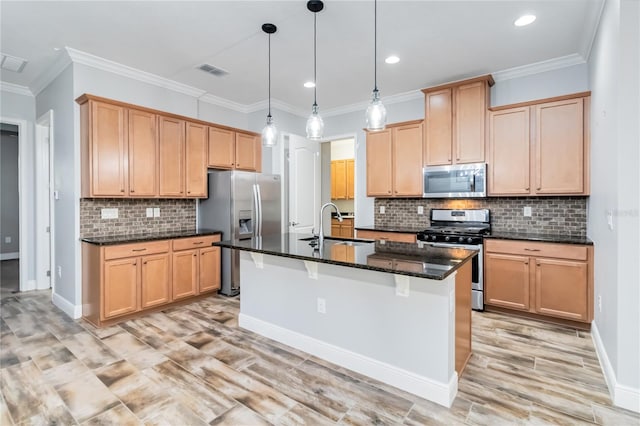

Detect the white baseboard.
[
  {"left": 0, "top": 252, "right": 19, "bottom": 260},
  {"left": 51, "top": 292, "right": 82, "bottom": 319},
  {"left": 591, "top": 321, "right": 640, "bottom": 413},
  {"left": 239, "top": 313, "right": 457, "bottom": 408}
]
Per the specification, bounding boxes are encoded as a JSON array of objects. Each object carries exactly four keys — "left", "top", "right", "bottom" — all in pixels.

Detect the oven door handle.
[{"left": 427, "top": 242, "right": 481, "bottom": 251}]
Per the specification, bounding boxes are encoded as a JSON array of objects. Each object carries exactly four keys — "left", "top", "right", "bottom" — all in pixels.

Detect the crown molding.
[
  {"left": 244, "top": 98, "right": 308, "bottom": 117},
  {"left": 323, "top": 89, "right": 423, "bottom": 118},
  {"left": 66, "top": 47, "right": 206, "bottom": 98},
  {"left": 30, "top": 51, "right": 72, "bottom": 96},
  {"left": 0, "top": 81, "right": 33, "bottom": 97},
  {"left": 492, "top": 53, "right": 586, "bottom": 82},
  {"left": 198, "top": 93, "right": 250, "bottom": 113}
]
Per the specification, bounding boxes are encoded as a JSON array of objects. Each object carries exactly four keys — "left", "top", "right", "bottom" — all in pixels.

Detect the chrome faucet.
[{"left": 317, "top": 202, "right": 343, "bottom": 246}]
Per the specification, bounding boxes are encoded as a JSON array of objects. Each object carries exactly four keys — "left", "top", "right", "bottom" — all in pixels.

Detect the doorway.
[
  {"left": 323, "top": 137, "right": 356, "bottom": 237},
  {"left": 0, "top": 124, "right": 20, "bottom": 296}
]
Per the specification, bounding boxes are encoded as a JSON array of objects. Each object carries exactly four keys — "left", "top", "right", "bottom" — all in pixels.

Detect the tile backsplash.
[
  {"left": 80, "top": 199, "right": 196, "bottom": 238},
  {"left": 374, "top": 197, "right": 587, "bottom": 236}
]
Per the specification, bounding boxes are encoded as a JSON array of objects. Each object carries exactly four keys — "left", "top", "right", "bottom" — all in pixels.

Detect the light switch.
[
  {"left": 101, "top": 208, "right": 118, "bottom": 219},
  {"left": 4, "top": 237, "right": 11, "bottom": 244},
  {"left": 417, "top": 206, "right": 424, "bottom": 215},
  {"left": 146, "top": 208, "right": 153, "bottom": 218},
  {"left": 379, "top": 206, "right": 385, "bottom": 214},
  {"left": 523, "top": 206, "right": 532, "bottom": 217},
  {"left": 153, "top": 208, "right": 160, "bottom": 218}
]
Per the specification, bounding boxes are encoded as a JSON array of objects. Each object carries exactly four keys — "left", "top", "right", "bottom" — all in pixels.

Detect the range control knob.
[
  {"left": 458, "top": 236, "right": 465, "bottom": 243},
  {"left": 430, "top": 235, "right": 437, "bottom": 241},
  {"left": 467, "top": 237, "right": 474, "bottom": 244},
  {"left": 445, "top": 236, "right": 451, "bottom": 242}
]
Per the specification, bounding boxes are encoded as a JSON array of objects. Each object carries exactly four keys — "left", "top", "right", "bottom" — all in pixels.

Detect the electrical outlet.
[
  {"left": 379, "top": 206, "right": 385, "bottom": 214},
  {"left": 607, "top": 210, "right": 614, "bottom": 230},
  {"left": 417, "top": 206, "right": 424, "bottom": 215},
  {"left": 146, "top": 208, "right": 153, "bottom": 218},
  {"left": 57, "top": 266, "right": 62, "bottom": 278},
  {"left": 153, "top": 207, "right": 160, "bottom": 218},
  {"left": 317, "top": 298, "right": 326, "bottom": 314},
  {"left": 4, "top": 236, "right": 11, "bottom": 244},
  {"left": 598, "top": 295, "right": 602, "bottom": 313},
  {"left": 523, "top": 206, "right": 532, "bottom": 217},
  {"left": 101, "top": 208, "right": 118, "bottom": 219}
]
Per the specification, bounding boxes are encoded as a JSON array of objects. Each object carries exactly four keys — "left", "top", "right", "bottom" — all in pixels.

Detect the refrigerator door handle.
[{"left": 256, "top": 183, "right": 263, "bottom": 236}]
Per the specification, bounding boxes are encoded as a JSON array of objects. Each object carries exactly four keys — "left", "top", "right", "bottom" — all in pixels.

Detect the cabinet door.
[
  {"left": 339, "top": 225, "right": 354, "bottom": 238},
  {"left": 90, "top": 101, "right": 127, "bottom": 196},
  {"left": 159, "top": 116, "right": 185, "bottom": 197},
  {"left": 128, "top": 109, "right": 157, "bottom": 197},
  {"left": 393, "top": 122, "right": 423, "bottom": 196},
  {"left": 199, "top": 247, "right": 221, "bottom": 293},
  {"left": 331, "top": 223, "right": 341, "bottom": 237},
  {"left": 534, "top": 98, "right": 584, "bottom": 194},
  {"left": 172, "top": 250, "right": 198, "bottom": 300},
  {"left": 235, "top": 132, "right": 259, "bottom": 171},
  {"left": 330, "top": 161, "right": 337, "bottom": 199},
  {"left": 103, "top": 258, "right": 138, "bottom": 319},
  {"left": 334, "top": 160, "right": 347, "bottom": 199},
  {"left": 485, "top": 253, "right": 530, "bottom": 311},
  {"left": 534, "top": 258, "right": 588, "bottom": 321},
  {"left": 366, "top": 129, "right": 393, "bottom": 196},
  {"left": 185, "top": 122, "right": 208, "bottom": 197},
  {"left": 424, "top": 88, "right": 453, "bottom": 166},
  {"left": 454, "top": 81, "right": 486, "bottom": 164},
  {"left": 346, "top": 159, "right": 355, "bottom": 199},
  {"left": 140, "top": 253, "right": 170, "bottom": 309},
  {"left": 488, "top": 107, "right": 531, "bottom": 195},
  {"left": 208, "top": 127, "right": 235, "bottom": 169}
]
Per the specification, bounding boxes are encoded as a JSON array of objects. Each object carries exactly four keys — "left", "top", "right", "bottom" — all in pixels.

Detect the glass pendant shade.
[
  {"left": 366, "top": 89, "right": 387, "bottom": 131},
  {"left": 306, "top": 104, "right": 324, "bottom": 140},
  {"left": 262, "top": 115, "right": 278, "bottom": 147}
]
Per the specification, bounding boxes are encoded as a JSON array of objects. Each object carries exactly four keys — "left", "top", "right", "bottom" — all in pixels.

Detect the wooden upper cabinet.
[
  {"left": 128, "top": 109, "right": 157, "bottom": 197},
  {"left": 535, "top": 98, "right": 585, "bottom": 194},
  {"left": 185, "top": 122, "right": 208, "bottom": 197},
  {"left": 423, "top": 75, "right": 493, "bottom": 166},
  {"left": 488, "top": 92, "right": 590, "bottom": 196},
  {"left": 208, "top": 126, "right": 235, "bottom": 169},
  {"left": 424, "top": 89, "right": 453, "bottom": 166},
  {"left": 332, "top": 160, "right": 347, "bottom": 199},
  {"left": 393, "top": 122, "right": 424, "bottom": 196},
  {"left": 158, "top": 116, "right": 185, "bottom": 197},
  {"left": 235, "top": 132, "right": 261, "bottom": 172},
  {"left": 366, "top": 128, "right": 394, "bottom": 196},
  {"left": 83, "top": 100, "right": 127, "bottom": 197},
  {"left": 488, "top": 107, "right": 531, "bottom": 195},
  {"left": 346, "top": 159, "right": 355, "bottom": 199}
]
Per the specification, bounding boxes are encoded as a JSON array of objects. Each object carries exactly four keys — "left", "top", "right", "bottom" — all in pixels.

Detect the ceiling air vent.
[
  {"left": 198, "top": 64, "right": 229, "bottom": 77},
  {"left": 1, "top": 53, "right": 27, "bottom": 73}
]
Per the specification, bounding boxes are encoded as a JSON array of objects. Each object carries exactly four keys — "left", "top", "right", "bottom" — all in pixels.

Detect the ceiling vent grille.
[
  {"left": 1, "top": 53, "right": 27, "bottom": 73},
  {"left": 198, "top": 64, "right": 229, "bottom": 77}
]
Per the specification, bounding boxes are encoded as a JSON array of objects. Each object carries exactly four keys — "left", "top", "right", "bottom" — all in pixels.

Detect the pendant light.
[
  {"left": 365, "top": 0, "right": 387, "bottom": 131},
  {"left": 261, "top": 23, "right": 278, "bottom": 147},
  {"left": 306, "top": 0, "right": 325, "bottom": 140}
]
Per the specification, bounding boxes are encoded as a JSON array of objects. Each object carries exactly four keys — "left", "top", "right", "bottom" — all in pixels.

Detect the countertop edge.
[
  {"left": 81, "top": 230, "right": 223, "bottom": 246},
  {"left": 485, "top": 234, "right": 593, "bottom": 245}
]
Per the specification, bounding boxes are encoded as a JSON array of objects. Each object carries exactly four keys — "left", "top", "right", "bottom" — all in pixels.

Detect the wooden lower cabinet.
[
  {"left": 331, "top": 218, "right": 354, "bottom": 238},
  {"left": 356, "top": 229, "right": 417, "bottom": 244},
  {"left": 484, "top": 239, "right": 593, "bottom": 324},
  {"left": 82, "top": 234, "right": 221, "bottom": 327}
]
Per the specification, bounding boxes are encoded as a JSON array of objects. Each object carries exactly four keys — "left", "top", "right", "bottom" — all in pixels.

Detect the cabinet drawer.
[
  {"left": 104, "top": 240, "right": 170, "bottom": 260},
  {"left": 173, "top": 234, "right": 220, "bottom": 252},
  {"left": 356, "top": 230, "right": 416, "bottom": 244},
  {"left": 485, "top": 239, "right": 587, "bottom": 261}
]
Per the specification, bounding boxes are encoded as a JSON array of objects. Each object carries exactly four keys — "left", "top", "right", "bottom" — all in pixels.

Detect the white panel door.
[{"left": 288, "top": 134, "right": 320, "bottom": 234}]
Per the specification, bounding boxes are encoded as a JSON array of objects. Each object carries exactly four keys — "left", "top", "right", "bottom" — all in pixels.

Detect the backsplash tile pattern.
[
  {"left": 374, "top": 197, "right": 587, "bottom": 236},
  {"left": 80, "top": 199, "right": 196, "bottom": 238}
]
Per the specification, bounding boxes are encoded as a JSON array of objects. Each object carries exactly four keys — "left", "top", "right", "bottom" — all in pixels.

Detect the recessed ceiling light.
[
  {"left": 514, "top": 14, "right": 536, "bottom": 27},
  {"left": 304, "top": 81, "right": 316, "bottom": 88},
  {"left": 385, "top": 55, "right": 400, "bottom": 64}
]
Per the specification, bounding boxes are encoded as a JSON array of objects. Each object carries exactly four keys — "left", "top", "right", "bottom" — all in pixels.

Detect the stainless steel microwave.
[{"left": 423, "top": 163, "right": 486, "bottom": 198}]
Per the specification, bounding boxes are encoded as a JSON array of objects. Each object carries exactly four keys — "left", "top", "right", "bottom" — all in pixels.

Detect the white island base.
[{"left": 237, "top": 251, "right": 472, "bottom": 408}]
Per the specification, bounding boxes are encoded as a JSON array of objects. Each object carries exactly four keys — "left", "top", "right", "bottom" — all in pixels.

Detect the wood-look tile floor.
[{"left": 1, "top": 290, "right": 638, "bottom": 425}]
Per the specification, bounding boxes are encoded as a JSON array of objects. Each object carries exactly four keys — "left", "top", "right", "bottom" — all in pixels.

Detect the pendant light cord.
[
  {"left": 268, "top": 33, "right": 272, "bottom": 117},
  {"left": 374, "top": 0, "right": 378, "bottom": 92},
  {"left": 313, "top": 12, "right": 318, "bottom": 107}
]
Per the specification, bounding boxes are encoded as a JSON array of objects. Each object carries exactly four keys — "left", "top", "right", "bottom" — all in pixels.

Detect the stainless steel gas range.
[{"left": 417, "top": 209, "right": 490, "bottom": 311}]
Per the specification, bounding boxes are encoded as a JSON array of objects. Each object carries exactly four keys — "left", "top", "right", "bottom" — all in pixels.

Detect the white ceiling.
[{"left": 1, "top": 1, "right": 603, "bottom": 113}]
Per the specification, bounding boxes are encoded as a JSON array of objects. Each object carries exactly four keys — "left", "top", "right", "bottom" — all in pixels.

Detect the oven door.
[{"left": 426, "top": 242, "right": 484, "bottom": 311}]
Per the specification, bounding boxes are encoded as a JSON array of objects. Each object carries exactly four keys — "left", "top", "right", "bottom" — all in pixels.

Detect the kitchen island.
[{"left": 213, "top": 234, "right": 476, "bottom": 407}]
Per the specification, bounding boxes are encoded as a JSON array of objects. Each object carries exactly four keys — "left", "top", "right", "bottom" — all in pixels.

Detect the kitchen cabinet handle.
[
  {"left": 524, "top": 261, "right": 529, "bottom": 265},
  {"left": 131, "top": 189, "right": 135, "bottom": 193},
  {"left": 193, "top": 254, "right": 197, "bottom": 257},
  {"left": 132, "top": 262, "right": 136, "bottom": 266},
  {"left": 143, "top": 261, "right": 147, "bottom": 265},
  {"left": 536, "top": 262, "right": 541, "bottom": 266},
  {"left": 120, "top": 189, "right": 125, "bottom": 193},
  {"left": 193, "top": 241, "right": 204, "bottom": 245},
  {"left": 524, "top": 248, "right": 540, "bottom": 252},
  {"left": 525, "top": 186, "right": 530, "bottom": 191},
  {"left": 388, "top": 190, "right": 391, "bottom": 194},
  {"left": 132, "top": 248, "right": 147, "bottom": 252}
]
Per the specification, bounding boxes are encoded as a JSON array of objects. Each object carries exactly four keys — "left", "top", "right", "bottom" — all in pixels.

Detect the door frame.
[
  {"left": 36, "top": 110, "right": 55, "bottom": 292},
  {"left": 0, "top": 116, "right": 29, "bottom": 292}
]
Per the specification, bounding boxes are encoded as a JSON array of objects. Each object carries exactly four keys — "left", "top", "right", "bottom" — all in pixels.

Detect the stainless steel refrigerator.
[{"left": 199, "top": 170, "right": 281, "bottom": 296}]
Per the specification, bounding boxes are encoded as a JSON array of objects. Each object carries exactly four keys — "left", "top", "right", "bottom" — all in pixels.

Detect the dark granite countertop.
[
  {"left": 81, "top": 228, "right": 223, "bottom": 246},
  {"left": 486, "top": 232, "right": 593, "bottom": 245},
  {"left": 355, "top": 225, "right": 425, "bottom": 234},
  {"left": 213, "top": 233, "right": 476, "bottom": 280}
]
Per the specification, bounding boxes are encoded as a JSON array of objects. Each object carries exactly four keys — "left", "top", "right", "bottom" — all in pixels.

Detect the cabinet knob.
[
  {"left": 143, "top": 261, "right": 147, "bottom": 265},
  {"left": 120, "top": 189, "right": 125, "bottom": 193},
  {"left": 187, "top": 191, "right": 191, "bottom": 194},
  {"left": 525, "top": 187, "right": 530, "bottom": 191},
  {"left": 130, "top": 189, "right": 135, "bottom": 193},
  {"left": 388, "top": 190, "right": 391, "bottom": 194},
  {"left": 193, "top": 254, "right": 197, "bottom": 257},
  {"left": 133, "top": 262, "right": 137, "bottom": 266},
  {"left": 524, "top": 261, "right": 529, "bottom": 265}
]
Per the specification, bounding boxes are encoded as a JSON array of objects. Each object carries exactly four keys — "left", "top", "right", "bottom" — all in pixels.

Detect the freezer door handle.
[
  {"left": 256, "top": 184, "right": 263, "bottom": 236},
  {"left": 253, "top": 184, "right": 263, "bottom": 237}
]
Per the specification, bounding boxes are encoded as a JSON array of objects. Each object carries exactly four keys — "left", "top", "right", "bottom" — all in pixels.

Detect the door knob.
[{"left": 290, "top": 221, "right": 299, "bottom": 226}]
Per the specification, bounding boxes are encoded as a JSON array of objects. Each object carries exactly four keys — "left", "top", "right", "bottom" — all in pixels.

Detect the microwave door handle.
[{"left": 470, "top": 173, "right": 476, "bottom": 193}]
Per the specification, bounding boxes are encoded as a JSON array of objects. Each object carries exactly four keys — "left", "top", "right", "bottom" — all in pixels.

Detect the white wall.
[
  {"left": 588, "top": 0, "right": 640, "bottom": 412},
  {"left": 330, "top": 138, "right": 354, "bottom": 160},
  {"left": 0, "top": 90, "right": 36, "bottom": 283},
  {"left": 35, "top": 65, "right": 77, "bottom": 311}
]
